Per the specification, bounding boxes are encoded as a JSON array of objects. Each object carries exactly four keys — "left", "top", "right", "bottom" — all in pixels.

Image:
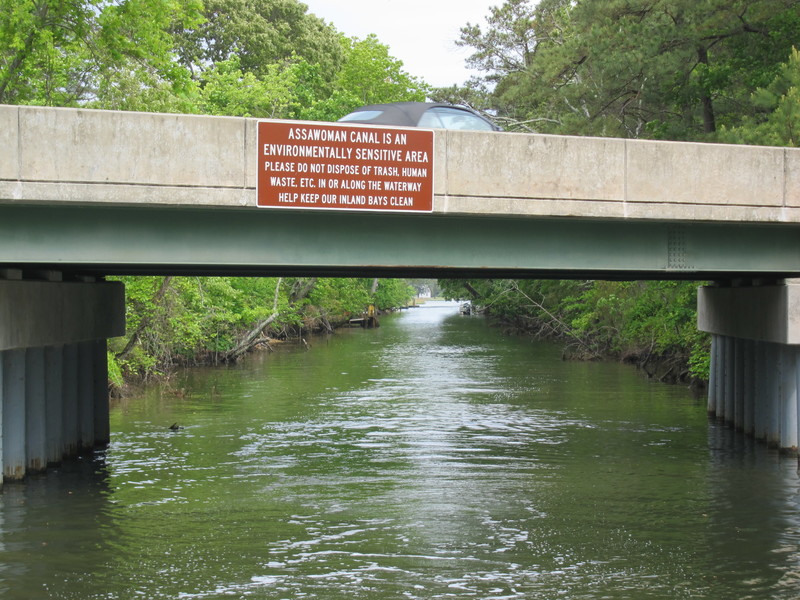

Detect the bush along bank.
[
  {"left": 107, "top": 276, "right": 415, "bottom": 394},
  {"left": 441, "top": 279, "right": 710, "bottom": 389}
]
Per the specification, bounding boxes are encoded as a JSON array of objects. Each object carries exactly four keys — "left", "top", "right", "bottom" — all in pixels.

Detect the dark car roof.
[{"left": 339, "top": 102, "right": 500, "bottom": 131}]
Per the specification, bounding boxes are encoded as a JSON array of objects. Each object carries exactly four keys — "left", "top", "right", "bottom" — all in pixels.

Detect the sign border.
[{"left": 256, "top": 119, "right": 435, "bottom": 214}]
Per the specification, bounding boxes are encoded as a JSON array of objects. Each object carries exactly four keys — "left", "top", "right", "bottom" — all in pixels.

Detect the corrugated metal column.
[
  {"left": 707, "top": 335, "right": 719, "bottom": 416},
  {"left": 724, "top": 336, "right": 736, "bottom": 424},
  {"left": 77, "top": 341, "right": 95, "bottom": 450},
  {"left": 734, "top": 339, "right": 745, "bottom": 430},
  {"left": 93, "top": 339, "right": 110, "bottom": 446},
  {"left": 754, "top": 341, "right": 768, "bottom": 441},
  {"left": 2, "top": 349, "right": 26, "bottom": 481},
  {"left": 62, "top": 343, "right": 79, "bottom": 458},
  {"left": 780, "top": 346, "right": 799, "bottom": 452},
  {"left": 768, "top": 343, "right": 782, "bottom": 447},
  {"left": 0, "top": 352, "right": 3, "bottom": 486},
  {"left": 25, "top": 347, "right": 47, "bottom": 473},
  {"left": 45, "top": 345, "right": 64, "bottom": 465},
  {"left": 716, "top": 336, "right": 728, "bottom": 422},
  {"left": 743, "top": 340, "right": 756, "bottom": 437}
]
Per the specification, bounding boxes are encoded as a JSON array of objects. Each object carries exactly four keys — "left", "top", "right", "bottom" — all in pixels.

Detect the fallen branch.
[
  {"left": 222, "top": 277, "right": 282, "bottom": 362},
  {"left": 510, "top": 282, "right": 600, "bottom": 359}
]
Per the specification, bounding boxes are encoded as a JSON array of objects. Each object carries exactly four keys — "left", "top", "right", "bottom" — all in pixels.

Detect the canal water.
[{"left": 2, "top": 301, "right": 800, "bottom": 599}]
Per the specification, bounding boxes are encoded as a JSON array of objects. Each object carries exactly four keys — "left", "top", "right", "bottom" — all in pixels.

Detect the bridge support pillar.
[
  {"left": 707, "top": 335, "right": 719, "bottom": 415},
  {"left": 25, "top": 347, "right": 47, "bottom": 473},
  {"left": 742, "top": 340, "right": 755, "bottom": 437},
  {"left": 2, "top": 349, "right": 26, "bottom": 480},
  {"left": 45, "top": 345, "right": 64, "bottom": 465},
  {"left": 62, "top": 344, "right": 79, "bottom": 459},
  {"left": 78, "top": 341, "right": 96, "bottom": 450},
  {"left": 0, "top": 276, "right": 124, "bottom": 485},
  {"left": 699, "top": 282, "right": 800, "bottom": 453},
  {"left": 780, "top": 346, "right": 799, "bottom": 451},
  {"left": 93, "top": 339, "right": 110, "bottom": 446}
]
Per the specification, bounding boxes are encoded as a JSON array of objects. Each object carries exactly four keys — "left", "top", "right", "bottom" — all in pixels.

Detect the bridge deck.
[{"left": 2, "top": 105, "right": 800, "bottom": 279}]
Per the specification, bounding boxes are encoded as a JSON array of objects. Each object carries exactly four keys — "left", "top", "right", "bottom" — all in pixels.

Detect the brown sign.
[{"left": 257, "top": 120, "right": 434, "bottom": 212}]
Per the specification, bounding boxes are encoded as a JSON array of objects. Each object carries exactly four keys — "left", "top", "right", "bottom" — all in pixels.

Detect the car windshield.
[
  {"left": 417, "top": 107, "right": 495, "bottom": 131},
  {"left": 338, "top": 110, "right": 383, "bottom": 123}
]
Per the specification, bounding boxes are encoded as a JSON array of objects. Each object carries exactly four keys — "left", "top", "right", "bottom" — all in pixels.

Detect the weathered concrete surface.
[
  {"left": 2, "top": 104, "right": 800, "bottom": 224},
  {"left": 0, "top": 280, "right": 125, "bottom": 351},
  {"left": 698, "top": 283, "right": 800, "bottom": 344}
]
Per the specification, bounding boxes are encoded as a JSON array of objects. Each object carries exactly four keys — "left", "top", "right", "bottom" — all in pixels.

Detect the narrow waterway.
[{"left": 2, "top": 301, "right": 800, "bottom": 599}]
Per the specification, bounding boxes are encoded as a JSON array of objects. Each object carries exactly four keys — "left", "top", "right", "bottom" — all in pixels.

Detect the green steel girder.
[{"left": 1, "top": 204, "right": 800, "bottom": 280}]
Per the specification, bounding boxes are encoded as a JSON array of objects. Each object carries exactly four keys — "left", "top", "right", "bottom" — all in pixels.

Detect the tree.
[
  {"left": 0, "top": 0, "right": 203, "bottom": 107},
  {"left": 441, "top": 278, "right": 707, "bottom": 382},
  {"left": 720, "top": 47, "right": 800, "bottom": 146},
  {"left": 294, "top": 34, "right": 429, "bottom": 122},
  {"left": 196, "top": 55, "right": 298, "bottom": 117},
  {"left": 459, "top": 0, "right": 800, "bottom": 139},
  {"left": 173, "top": 0, "right": 343, "bottom": 80}
]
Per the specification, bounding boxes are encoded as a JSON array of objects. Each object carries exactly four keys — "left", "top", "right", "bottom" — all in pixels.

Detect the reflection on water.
[{"left": 1, "top": 301, "right": 800, "bottom": 599}]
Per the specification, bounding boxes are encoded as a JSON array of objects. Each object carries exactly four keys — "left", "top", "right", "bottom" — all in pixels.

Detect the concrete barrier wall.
[
  {"left": 0, "top": 280, "right": 125, "bottom": 351},
  {"left": 698, "top": 283, "right": 800, "bottom": 344},
  {"left": 2, "top": 104, "right": 799, "bottom": 223}
]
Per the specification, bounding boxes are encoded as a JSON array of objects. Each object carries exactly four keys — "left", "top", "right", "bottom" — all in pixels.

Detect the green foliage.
[
  {"left": 444, "top": 0, "right": 800, "bottom": 383},
  {"left": 0, "top": 0, "right": 203, "bottom": 107},
  {"left": 719, "top": 47, "right": 800, "bottom": 146},
  {"left": 306, "top": 278, "right": 370, "bottom": 324},
  {"left": 0, "top": 0, "right": 427, "bottom": 119},
  {"left": 333, "top": 35, "right": 428, "bottom": 106},
  {"left": 292, "top": 35, "right": 429, "bottom": 121},
  {"left": 197, "top": 55, "right": 298, "bottom": 117},
  {"left": 107, "top": 351, "right": 125, "bottom": 391},
  {"left": 459, "top": 0, "right": 800, "bottom": 139},
  {"left": 442, "top": 278, "right": 709, "bottom": 383},
  {"left": 107, "top": 275, "right": 414, "bottom": 386},
  {"left": 173, "top": 0, "right": 344, "bottom": 84},
  {"left": 373, "top": 279, "right": 416, "bottom": 310}
]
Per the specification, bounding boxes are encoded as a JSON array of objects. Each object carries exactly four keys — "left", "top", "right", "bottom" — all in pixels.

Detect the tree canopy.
[
  {"left": 454, "top": 0, "right": 800, "bottom": 141},
  {"left": 0, "top": 0, "right": 424, "bottom": 387},
  {"left": 438, "top": 0, "right": 800, "bottom": 386},
  {"left": 1, "top": 0, "right": 428, "bottom": 117}
]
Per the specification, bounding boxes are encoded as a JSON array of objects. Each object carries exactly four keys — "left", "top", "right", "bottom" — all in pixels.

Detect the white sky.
[{"left": 302, "top": 0, "right": 496, "bottom": 87}]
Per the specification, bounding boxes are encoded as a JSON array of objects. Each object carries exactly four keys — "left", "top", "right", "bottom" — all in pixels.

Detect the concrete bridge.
[{"left": 2, "top": 104, "right": 800, "bottom": 483}]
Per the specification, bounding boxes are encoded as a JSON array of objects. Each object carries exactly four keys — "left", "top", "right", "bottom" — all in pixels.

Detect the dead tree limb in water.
[
  {"left": 510, "top": 282, "right": 600, "bottom": 359},
  {"left": 223, "top": 277, "right": 283, "bottom": 362}
]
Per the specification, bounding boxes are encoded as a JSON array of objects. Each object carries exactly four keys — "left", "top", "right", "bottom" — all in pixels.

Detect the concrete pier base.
[
  {"left": 0, "top": 277, "right": 124, "bottom": 485},
  {"left": 700, "top": 282, "right": 800, "bottom": 454}
]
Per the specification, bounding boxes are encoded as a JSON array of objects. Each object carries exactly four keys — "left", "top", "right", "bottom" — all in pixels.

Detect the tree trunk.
[
  {"left": 697, "top": 46, "right": 716, "bottom": 134},
  {"left": 115, "top": 276, "right": 173, "bottom": 362},
  {"left": 222, "top": 278, "right": 282, "bottom": 362},
  {"left": 290, "top": 277, "right": 317, "bottom": 303}
]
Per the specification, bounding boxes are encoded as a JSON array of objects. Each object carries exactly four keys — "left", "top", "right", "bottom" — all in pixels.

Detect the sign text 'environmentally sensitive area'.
[{"left": 257, "top": 121, "right": 434, "bottom": 212}]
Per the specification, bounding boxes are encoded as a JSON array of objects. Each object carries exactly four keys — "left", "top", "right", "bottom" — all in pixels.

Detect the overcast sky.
[{"left": 301, "top": 0, "right": 495, "bottom": 87}]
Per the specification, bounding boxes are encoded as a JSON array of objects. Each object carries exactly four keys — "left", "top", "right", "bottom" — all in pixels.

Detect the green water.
[{"left": 2, "top": 301, "right": 800, "bottom": 599}]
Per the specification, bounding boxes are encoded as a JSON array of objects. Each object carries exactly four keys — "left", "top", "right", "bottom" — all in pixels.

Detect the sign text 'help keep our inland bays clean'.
[{"left": 257, "top": 121, "right": 434, "bottom": 212}]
